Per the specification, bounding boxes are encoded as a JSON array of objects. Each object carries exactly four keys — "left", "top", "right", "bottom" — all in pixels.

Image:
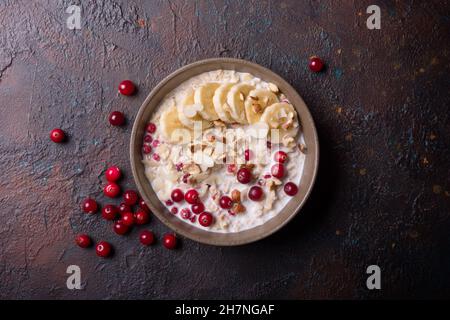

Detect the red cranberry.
[
  {"left": 199, "top": 212, "right": 213, "bottom": 227},
  {"left": 109, "top": 111, "right": 125, "bottom": 126},
  {"left": 271, "top": 164, "right": 285, "bottom": 179},
  {"left": 144, "top": 135, "right": 153, "bottom": 143},
  {"left": 162, "top": 233, "right": 177, "bottom": 249},
  {"left": 180, "top": 208, "right": 191, "bottom": 219},
  {"left": 244, "top": 149, "right": 253, "bottom": 161},
  {"left": 118, "top": 80, "right": 136, "bottom": 96},
  {"left": 146, "top": 123, "right": 156, "bottom": 133},
  {"left": 143, "top": 145, "right": 152, "bottom": 154},
  {"left": 81, "top": 198, "right": 98, "bottom": 214},
  {"left": 227, "top": 164, "right": 236, "bottom": 173},
  {"left": 140, "top": 230, "right": 155, "bottom": 246},
  {"left": 139, "top": 198, "right": 150, "bottom": 212},
  {"left": 152, "top": 153, "right": 160, "bottom": 161},
  {"left": 191, "top": 202, "right": 205, "bottom": 214},
  {"left": 219, "top": 196, "right": 233, "bottom": 209},
  {"left": 237, "top": 168, "right": 252, "bottom": 184},
  {"left": 184, "top": 189, "right": 199, "bottom": 204},
  {"left": 134, "top": 210, "right": 150, "bottom": 225},
  {"left": 175, "top": 162, "right": 183, "bottom": 172},
  {"left": 96, "top": 241, "right": 112, "bottom": 257},
  {"left": 274, "top": 151, "right": 288, "bottom": 163},
  {"left": 284, "top": 182, "right": 299, "bottom": 196},
  {"left": 104, "top": 182, "right": 121, "bottom": 198},
  {"left": 182, "top": 174, "right": 190, "bottom": 184},
  {"left": 309, "top": 56, "right": 324, "bottom": 72},
  {"left": 171, "top": 189, "right": 184, "bottom": 202},
  {"left": 50, "top": 128, "right": 66, "bottom": 143},
  {"left": 102, "top": 204, "right": 119, "bottom": 220},
  {"left": 248, "top": 186, "right": 264, "bottom": 201},
  {"left": 121, "top": 212, "right": 135, "bottom": 226},
  {"left": 113, "top": 220, "right": 129, "bottom": 235},
  {"left": 190, "top": 215, "right": 197, "bottom": 223},
  {"left": 118, "top": 202, "right": 131, "bottom": 214},
  {"left": 171, "top": 207, "right": 178, "bottom": 214},
  {"left": 105, "top": 166, "right": 121, "bottom": 182},
  {"left": 75, "top": 234, "right": 92, "bottom": 248},
  {"left": 228, "top": 209, "right": 236, "bottom": 216},
  {"left": 165, "top": 199, "right": 174, "bottom": 206},
  {"left": 152, "top": 139, "right": 160, "bottom": 148},
  {"left": 123, "top": 190, "right": 138, "bottom": 205}
]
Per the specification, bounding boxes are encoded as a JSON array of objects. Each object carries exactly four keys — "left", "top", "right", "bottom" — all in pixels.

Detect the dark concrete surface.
[{"left": 0, "top": 0, "right": 449, "bottom": 299}]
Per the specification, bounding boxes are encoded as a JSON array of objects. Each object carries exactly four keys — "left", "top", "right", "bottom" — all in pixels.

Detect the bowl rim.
[{"left": 130, "top": 57, "right": 319, "bottom": 246}]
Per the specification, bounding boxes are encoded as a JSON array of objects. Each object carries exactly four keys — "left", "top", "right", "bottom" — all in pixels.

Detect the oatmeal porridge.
[{"left": 142, "top": 70, "right": 306, "bottom": 233}]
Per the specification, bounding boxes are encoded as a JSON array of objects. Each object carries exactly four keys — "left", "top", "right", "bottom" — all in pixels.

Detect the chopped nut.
[
  {"left": 183, "top": 163, "right": 201, "bottom": 175},
  {"left": 249, "top": 95, "right": 259, "bottom": 101},
  {"left": 231, "top": 189, "right": 241, "bottom": 202},
  {"left": 298, "top": 143, "right": 307, "bottom": 153},
  {"left": 239, "top": 92, "right": 245, "bottom": 101},
  {"left": 252, "top": 103, "right": 262, "bottom": 113},
  {"left": 268, "top": 82, "right": 279, "bottom": 93},
  {"left": 213, "top": 120, "right": 226, "bottom": 127},
  {"left": 281, "top": 120, "right": 293, "bottom": 130},
  {"left": 232, "top": 202, "right": 246, "bottom": 214}
]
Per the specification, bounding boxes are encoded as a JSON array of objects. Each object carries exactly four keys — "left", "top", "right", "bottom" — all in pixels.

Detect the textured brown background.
[{"left": 0, "top": 0, "right": 449, "bottom": 299}]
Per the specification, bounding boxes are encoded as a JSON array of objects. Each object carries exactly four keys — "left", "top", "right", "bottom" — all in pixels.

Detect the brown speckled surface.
[{"left": 0, "top": 0, "right": 449, "bottom": 299}]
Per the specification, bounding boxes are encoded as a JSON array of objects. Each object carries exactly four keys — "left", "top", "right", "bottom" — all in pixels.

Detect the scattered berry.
[
  {"left": 144, "top": 135, "right": 153, "bottom": 143},
  {"left": 146, "top": 123, "right": 156, "bottom": 134},
  {"left": 121, "top": 212, "right": 135, "bottom": 226},
  {"left": 81, "top": 198, "right": 98, "bottom": 214},
  {"left": 118, "top": 80, "right": 136, "bottom": 96},
  {"left": 237, "top": 168, "right": 252, "bottom": 184},
  {"left": 96, "top": 241, "right": 112, "bottom": 257},
  {"left": 271, "top": 164, "right": 285, "bottom": 179},
  {"left": 134, "top": 210, "right": 150, "bottom": 225},
  {"left": 75, "top": 234, "right": 92, "bottom": 248},
  {"left": 175, "top": 162, "right": 183, "bottom": 172},
  {"left": 191, "top": 202, "right": 205, "bottom": 214},
  {"left": 152, "top": 153, "right": 160, "bottom": 161},
  {"left": 50, "top": 128, "right": 66, "bottom": 143},
  {"left": 199, "top": 212, "right": 213, "bottom": 227},
  {"left": 180, "top": 208, "right": 191, "bottom": 219},
  {"left": 182, "top": 174, "right": 191, "bottom": 184},
  {"left": 152, "top": 139, "right": 160, "bottom": 148},
  {"left": 190, "top": 215, "right": 197, "bottom": 223},
  {"left": 105, "top": 166, "right": 121, "bottom": 182},
  {"left": 309, "top": 56, "right": 324, "bottom": 72},
  {"left": 184, "top": 189, "right": 199, "bottom": 204},
  {"left": 165, "top": 199, "right": 174, "bottom": 206},
  {"left": 104, "top": 182, "right": 121, "bottom": 198},
  {"left": 123, "top": 190, "right": 138, "bottom": 206},
  {"left": 284, "top": 182, "right": 299, "bottom": 196},
  {"left": 140, "top": 230, "right": 155, "bottom": 246},
  {"left": 109, "top": 111, "right": 125, "bottom": 126},
  {"left": 171, "top": 207, "right": 178, "bottom": 214},
  {"left": 162, "top": 233, "right": 177, "bottom": 249},
  {"left": 171, "top": 189, "right": 184, "bottom": 202},
  {"left": 219, "top": 196, "right": 233, "bottom": 209},
  {"left": 118, "top": 202, "right": 131, "bottom": 214},
  {"left": 143, "top": 145, "right": 152, "bottom": 154},
  {"left": 102, "top": 204, "right": 119, "bottom": 220},
  {"left": 274, "top": 151, "right": 288, "bottom": 163},
  {"left": 113, "top": 220, "right": 129, "bottom": 235},
  {"left": 139, "top": 198, "right": 150, "bottom": 212},
  {"left": 248, "top": 186, "right": 264, "bottom": 201}
]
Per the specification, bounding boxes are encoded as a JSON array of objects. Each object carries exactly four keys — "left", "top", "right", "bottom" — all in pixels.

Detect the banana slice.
[
  {"left": 259, "top": 102, "right": 299, "bottom": 143},
  {"left": 227, "top": 83, "right": 255, "bottom": 124},
  {"left": 194, "top": 83, "right": 221, "bottom": 121},
  {"left": 244, "top": 89, "right": 279, "bottom": 124},
  {"left": 212, "top": 83, "right": 235, "bottom": 123},
  {"left": 160, "top": 105, "right": 192, "bottom": 143},
  {"left": 177, "top": 89, "right": 212, "bottom": 129}
]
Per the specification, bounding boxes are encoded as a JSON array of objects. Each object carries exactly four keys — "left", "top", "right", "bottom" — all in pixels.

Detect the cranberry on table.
[
  {"left": 180, "top": 208, "right": 191, "bottom": 219},
  {"left": 118, "top": 80, "right": 136, "bottom": 96},
  {"left": 102, "top": 204, "right": 119, "bottom": 220},
  {"left": 81, "top": 198, "right": 98, "bottom": 214},
  {"left": 184, "top": 189, "right": 199, "bottom": 204},
  {"left": 96, "top": 241, "right": 112, "bottom": 258},
  {"left": 105, "top": 166, "right": 121, "bottom": 182},
  {"left": 146, "top": 122, "right": 156, "bottom": 134},
  {"left": 118, "top": 202, "right": 131, "bottom": 214},
  {"left": 108, "top": 111, "right": 125, "bottom": 126},
  {"left": 271, "top": 164, "right": 285, "bottom": 179},
  {"left": 140, "top": 230, "right": 155, "bottom": 246},
  {"left": 171, "top": 207, "right": 178, "bottom": 214},
  {"left": 139, "top": 198, "right": 151, "bottom": 212},
  {"left": 244, "top": 149, "right": 253, "bottom": 161},
  {"left": 171, "top": 188, "right": 184, "bottom": 202},
  {"left": 162, "top": 233, "right": 177, "bottom": 249},
  {"left": 274, "top": 151, "right": 288, "bottom": 163},
  {"left": 237, "top": 167, "right": 252, "bottom": 184},
  {"left": 199, "top": 212, "right": 213, "bottom": 227},
  {"left": 143, "top": 145, "right": 152, "bottom": 154},
  {"left": 309, "top": 56, "right": 325, "bottom": 72},
  {"left": 219, "top": 196, "right": 233, "bottom": 209},
  {"left": 103, "top": 182, "right": 121, "bottom": 198},
  {"left": 123, "top": 190, "right": 138, "bottom": 206},
  {"left": 75, "top": 234, "right": 92, "bottom": 248},
  {"left": 50, "top": 128, "right": 66, "bottom": 143},
  {"left": 248, "top": 186, "right": 264, "bottom": 201},
  {"left": 284, "top": 182, "right": 299, "bottom": 196},
  {"left": 134, "top": 210, "right": 150, "bottom": 225},
  {"left": 113, "top": 220, "right": 129, "bottom": 235},
  {"left": 121, "top": 212, "right": 135, "bottom": 226},
  {"left": 191, "top": 202, "right": 205, "bottom": 214}
]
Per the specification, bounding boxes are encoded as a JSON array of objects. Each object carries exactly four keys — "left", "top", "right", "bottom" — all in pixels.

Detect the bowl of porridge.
[{"left": 130, "top": 58, "right": 318, "bottom": 245}]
